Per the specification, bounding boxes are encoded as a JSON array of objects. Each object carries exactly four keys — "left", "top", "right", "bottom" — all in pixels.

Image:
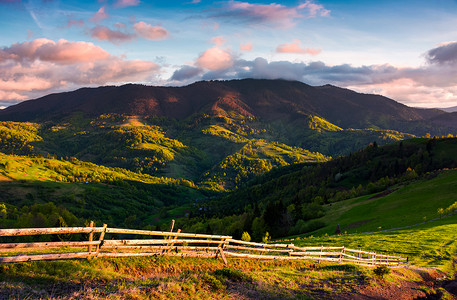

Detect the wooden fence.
[{"left": 0, "top": 224, "right": 408, "bottom": 267}]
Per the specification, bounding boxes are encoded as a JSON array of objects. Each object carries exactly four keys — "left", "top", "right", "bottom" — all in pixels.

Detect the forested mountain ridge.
[
  {"left": 0, "top": 79, "right": 453, "bottom": 133},
  {"left": 0, "top": 79, "right": 454, "bottom": 189}
]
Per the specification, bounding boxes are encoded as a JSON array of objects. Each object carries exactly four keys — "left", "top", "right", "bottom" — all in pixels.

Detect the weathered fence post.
[
  {"left": 339, "top": 246, "right": 345, "bottom": 263},
  {"left": 95, "top": 224, "right": 107, "bottom": 257},
  {"left": 215, "top": 238, "right": 228, "bottom": 266},
  {"left": 87, "top": 221, "right": 94, "bottom": 254},
  {"left": 167, "top": 220, "right": 175, "bottom": 240},
  {"left": 167, "top": 229, "right": 181, "bottom": 254},
  {"left": 164, "top": 220, "right": 176, "bottom": 254}
]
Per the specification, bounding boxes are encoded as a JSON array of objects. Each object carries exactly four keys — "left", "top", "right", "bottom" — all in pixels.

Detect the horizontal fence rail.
[{"left": 0, "top": 224, "right": 408, "bottom": 267}]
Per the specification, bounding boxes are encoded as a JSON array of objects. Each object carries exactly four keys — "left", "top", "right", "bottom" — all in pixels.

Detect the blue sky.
[{"left": 1, "top": 0, "right": 457, "bottom": 108}]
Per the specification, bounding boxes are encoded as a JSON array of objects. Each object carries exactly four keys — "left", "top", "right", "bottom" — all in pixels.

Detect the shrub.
[
  {"left": 241, "top": 231, "right": 251, "bottom": 242},
  {"left": 262, "top": 232, "right": 271, "bottom": 243},
  {"left": 213, "top": 268, "right": 252, "bottom": 283},
  {"left": 373, "top": 265, "right": 390, "bottom": 279},
  {"left": 201, "top": 272, "right": 225, "bottom": 290}
]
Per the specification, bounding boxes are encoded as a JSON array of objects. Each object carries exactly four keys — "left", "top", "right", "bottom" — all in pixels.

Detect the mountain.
[
  {"left": 440, "top": 105, "right": 457, "bottom": 113},
  {"left": 429, "top": 111, "right": 457, "bottom": 128},
  {"left": 0, "top": 79, "right": 451, "bottom": 133},
  {"left": 0, "top": 79, "right": 455, "bottom": 191}
]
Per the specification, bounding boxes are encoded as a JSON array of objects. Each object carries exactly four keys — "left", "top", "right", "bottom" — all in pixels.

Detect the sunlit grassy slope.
[
  {"left": 292, "top": 214, "right": 457, "bottom": 271},
  {"left": 305, "top": 169, "right": 457, "bottom": 236},
  {"left": 0, "top": 153, "right": 210, "bottom": 229},
  {"left": 281, "top": 169, "right": 457, "bottom": 271}
]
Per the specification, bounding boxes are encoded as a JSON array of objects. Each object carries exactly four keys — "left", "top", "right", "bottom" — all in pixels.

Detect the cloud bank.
[
  {"left": 88, "top": 22, "right": 169, "bottom": 44},
  {"left": 169, "top": 41, "right": 457, "bottom": 107},
  {"left": 0, "top": 38, "right": 160, "bottom": 104},
  {"left": 213, "top": 0, "right": 330, "bottom": 28}
]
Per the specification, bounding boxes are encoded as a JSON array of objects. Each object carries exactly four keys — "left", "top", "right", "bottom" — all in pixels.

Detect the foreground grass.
[{"left": 0, "top": 255, "right": 450, "bottom": 300}]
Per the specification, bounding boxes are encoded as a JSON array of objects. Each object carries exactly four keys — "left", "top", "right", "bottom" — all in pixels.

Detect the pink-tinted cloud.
[
  {"left": 276, "top": 40, "right": 321, "bottom": 55},
  {"left": 202, "top": 21, "right": 220, "bottom": 31},
  {"left": 27, "top": 29, "right": 34, "bottom": 40},
  {"left": 0, "top": 39, "right": 160, "bottom": 102},
  {"left": 114, "top": 0, "right": 140, "bottom": 8},
  {"left": 196, "top": 47, "right": 233, "bottom": 71},
  {"left": 346, "top": 79, "right": 457, "bottom": 108},
  {"left": 114, "top": 22, "right": 127, "bottom": 29},
  {"left": 216, "top": 0, "right": 330, "bottom": 28},
  {"left": 91, "top": 26, "right": 135, "bottom": 44},
  {"left": 90, "top": 6, "right": 109, "bottom": 23},
  {"left": 0, "top": 38, "right": 110, "bottom": 64},
  {"left": 240, "top": 43, "right": 252, "bottom": 51},
  {"left": 171, "top": 46, "right": 457, "bottom": 107},
  {"left": 67, "top": 18, "right": 84, "bottom": 28},
  {"left": 133, "top": 21, "right": 169, "bottom": 40},
  {"left": 0, "top": 91, "right": 27, "bottom": 102},
  {"left": 0, "top": 76, "right": 54, "bottom": 92},
  {"left": 211, "top": 36, "right": 226, "bottom": 46},
  {"left": 298, "top": 0, "right": 330, "bottom": 17}
]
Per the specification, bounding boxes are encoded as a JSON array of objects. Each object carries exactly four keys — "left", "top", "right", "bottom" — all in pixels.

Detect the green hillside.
[
  {"left": 291, "top": 214, "right": 457, "bottom": 271},
  {"left": 306, "top": 169, "right": 457, "bottom": 236},
  {"left": 184, "top": 137, "right": 457, "bottom": 240},
  {"left": 0, "top": 112, "right": 417, "bottom": 190},
  {"left": 0, "top": 153, "right": 212, "bottom": 230}
]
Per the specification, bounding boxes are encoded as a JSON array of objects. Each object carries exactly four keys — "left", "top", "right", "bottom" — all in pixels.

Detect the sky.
[{"left": 2, "top": 0, "right": 457, "bottom": 109}]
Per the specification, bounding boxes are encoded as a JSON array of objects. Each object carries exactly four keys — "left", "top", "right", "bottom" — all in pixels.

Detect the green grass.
[
  {"left": 288, "top": 214, "right": 457, "bottom": 272},
  {"left": 0, "top": 153, "right": 213, "bottom": 229},
  {"left": 307, "top": 169, "right": 457, "bottom": 236},
  {"left": 0, "top": 254, "right": 438, "bottom": 299}
]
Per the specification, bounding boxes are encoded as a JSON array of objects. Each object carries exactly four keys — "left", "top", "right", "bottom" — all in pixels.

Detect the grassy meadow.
[{"left": 307, "top": 169, "right": 457, "bottom": 235}]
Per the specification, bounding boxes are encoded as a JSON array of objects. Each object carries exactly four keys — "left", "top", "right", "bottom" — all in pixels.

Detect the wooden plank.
[
  {"left": 342, "top": 253, "right": 363, "bottom": 260},
  {"left": 0, "top": 252, "right": 94, "bottom": 263},
  {"left": 0, "top": 241, "right": 100, "bottom": 249},
  {"left": 104, "top": 239, "right": 225, "bottom": 246},
  {"left": 106, "top": 228, "right": 231, "bottom": 239},
  {"left": 226, "top": 239, "right": 291, "bottom": 248},
  {"left": 289, "top": 246, "right": 345, "bottom": 251},
  {"left": 225, "top": 245, "right": 292, "bottom": 253},
  {"left": 224, "top": 251, "right": 340, "bottom": 261},
  {"left": 344, "top": 248, "right": 377, "bottom": 255},
  {"left": 289, "top": 251, "right": 342, "bottom": 256},
  {"left": 97, "top": 252, "right": 216, "bottom": 259},
  {"left": 0, "top": 227, "right": 105, "bottom": 237},
  {"left": 103, "top": 245, "right": 219, "bottom": 251}
]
